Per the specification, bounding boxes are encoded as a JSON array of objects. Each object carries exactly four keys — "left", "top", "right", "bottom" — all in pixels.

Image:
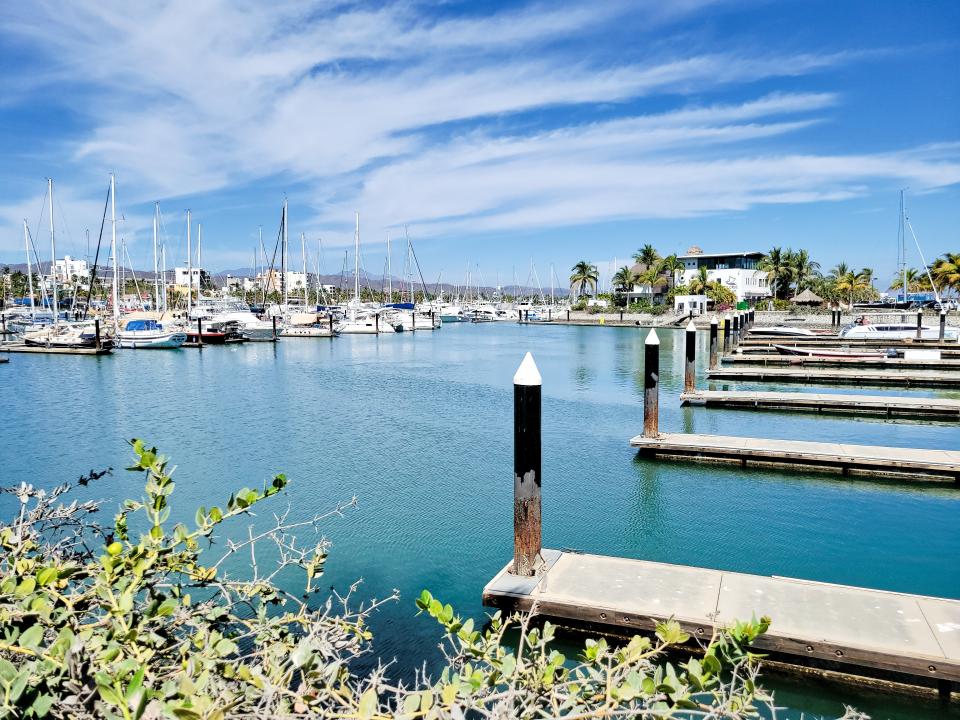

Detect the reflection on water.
[{"left": 3, "top": 322, "right": 958, "bottom": 718}]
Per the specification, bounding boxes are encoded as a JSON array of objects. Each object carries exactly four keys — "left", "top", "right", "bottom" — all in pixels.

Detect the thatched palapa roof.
[{"left": 792, "top": 288, "right": 824, "bottom": 304}]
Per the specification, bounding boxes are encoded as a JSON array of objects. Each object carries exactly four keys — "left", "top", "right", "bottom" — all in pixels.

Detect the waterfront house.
[{"left": 677, "top": 247, "right": 769, "bottom": 302}]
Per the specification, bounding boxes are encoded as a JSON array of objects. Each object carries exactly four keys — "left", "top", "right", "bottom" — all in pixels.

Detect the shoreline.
[{"left": 535, "top": 309, "right": 960, "bottom": 332}]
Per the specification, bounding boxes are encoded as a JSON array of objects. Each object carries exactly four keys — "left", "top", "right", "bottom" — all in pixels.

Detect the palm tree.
[
  {"left": 657, "top": 254, "right": 685, "bottom": 293},
  {"left": 931, "top": 253, "right": 960, "bottom": 296},
  {"left": 891, "top": 268, "right": 931, "bottom": 293},
  {"left": 687, "top": 266, "right": 710, "bottom": 295},
  {"left": 612, "top": 266, "right": 636, "bottom": 293},
  {"left": 789, "top": 249, "right": 821, "bottom": 294},
  {"left": 834, "top": 267, "right": 876, "bottom": 308},
  {"left": 569, "top": 261, "right": 599, "bottom": 298},
  {"left": 758, "top": 247, "right": 794, "bottom": 299},
  {"left": 632, "top": 244, "right": 660, "bottom": 268}
]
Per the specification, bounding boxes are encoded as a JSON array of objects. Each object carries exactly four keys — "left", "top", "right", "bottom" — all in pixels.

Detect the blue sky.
[{"left": 1, "top": 0, "right": 958, "bottom": 290}]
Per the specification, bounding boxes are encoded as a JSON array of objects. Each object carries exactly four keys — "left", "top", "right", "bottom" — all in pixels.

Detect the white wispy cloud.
[{"left": 0, "top": 1, "right": 957, "bottom": 263}]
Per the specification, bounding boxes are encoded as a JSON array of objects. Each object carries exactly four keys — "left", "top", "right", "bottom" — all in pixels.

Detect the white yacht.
[
  {"left": 840, "top": 316, "right": 958, "bottom": 341},
  {"left": 117, "top": 319, "right": 187, "bottom": 349},
  {"left": 191, "top": 300, "right": 276, "bottom": 341}
]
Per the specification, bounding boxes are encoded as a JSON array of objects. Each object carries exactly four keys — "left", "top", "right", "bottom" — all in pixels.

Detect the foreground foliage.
[{"left": 0, "top": 441, "right": 842, "bottom": 718}]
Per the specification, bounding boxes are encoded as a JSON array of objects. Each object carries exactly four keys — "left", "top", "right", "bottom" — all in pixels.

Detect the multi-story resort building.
[{"left": 677, "top": 247, "right": 769, "bottom": 302}]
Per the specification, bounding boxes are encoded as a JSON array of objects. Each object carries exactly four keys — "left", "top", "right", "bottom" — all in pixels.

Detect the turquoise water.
[{"left": 2, "top": 323, "right": 958, "bottom": 718}]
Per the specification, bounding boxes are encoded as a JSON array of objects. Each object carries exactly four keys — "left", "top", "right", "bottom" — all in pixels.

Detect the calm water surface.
[{"left": 2, "top": 323, "right": 958, "bottom": 718}]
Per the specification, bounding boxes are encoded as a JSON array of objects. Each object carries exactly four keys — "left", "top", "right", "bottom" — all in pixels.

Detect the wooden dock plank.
[
  {"left": 721, "top": 354, "right": 960, "bottom": 370},
  {"left": 483, "top": 551, "right": 960, "bottom": 683},
  {"left": 707, "top": 367, "right": 960, "bottom": 388},
  {"left": 0, "top": 344, "right": 111, "bottom": 355},
  {"left": 680, "top": 390, "right": 960, "bottom": 420},
  {"left": 628, "top": 432, "right": 960, "bottom": 481}
]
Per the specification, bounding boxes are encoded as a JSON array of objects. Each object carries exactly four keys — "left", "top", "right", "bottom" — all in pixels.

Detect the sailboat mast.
[
  {"left": 153, "top": 203, "right": 160, "bottom": 311},
  {"left": 110, "top": 174, "right": 119, "bottom": 326},
  {"left": 282, "top": 199, "right": 288, "bottom": 307},
  {"left": 386, "top": 232, "right": 392, "bottom": 303},
  {"left": 301, "top": 231, "right": 307, "bottom": 304},
  {"left": 161, "top": 244, "right": 167, "bottom": 313},
  {"left": 23, "top": 220, "right": 35, "bottom": 317},
  {"left": 900, "top": 190, "right": 907, "bottom": 303},
  {"left": 354, "top": 211, "right": 360, "bottom": 303},
  {"left": 186, "top": 210, "right": 192, "bottom": 316},
  {"left": 47, "top": 179, "right": 60, "bottom": 324},
  {"left": 197, "top": 222, "right": 203, "bottom": 299}
]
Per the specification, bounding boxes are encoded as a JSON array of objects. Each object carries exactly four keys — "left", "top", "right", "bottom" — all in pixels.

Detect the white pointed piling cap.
[
  {"left": 645, "top": 328, "right": 659, "bottom": 345},
  {"left": 724, "top": 313, "right": 732, "bottom": 320},
  {"left": 710, "top": 315, "right": 718, "bottom": 325},
  {"left": 514, "top": 351, "right": 542, "bottom": 386},
  {"left": 685, "top": 319, "right": 696, "bottom": 332}
]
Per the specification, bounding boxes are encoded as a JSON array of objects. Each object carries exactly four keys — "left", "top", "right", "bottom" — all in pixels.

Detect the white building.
[
  {"left": 677, "top": 248, "right": 769, "bottom": 302},
  {"left": 174, "top": 267, "right": 210, "bottom": 288},
  {"left": 673, "top": 294, "right": 708, "bottom": 315},
  {"left": 54, "top": 256, "right": 89, "bottom": 282},
  {"left": 285, "top": 271, "right": 307, "bottom": 293}
]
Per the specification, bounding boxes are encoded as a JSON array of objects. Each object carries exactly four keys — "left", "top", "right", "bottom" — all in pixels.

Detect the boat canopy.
[
  {"left": 385, "top": 303, "right": 415, "bottom": 310},
  {"left": 125, "top": 319, "right": 161, "bottom": 331}
]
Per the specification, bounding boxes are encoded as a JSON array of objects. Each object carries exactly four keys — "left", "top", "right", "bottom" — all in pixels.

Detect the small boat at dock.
[{"left": 773, "top": 344, "right": 892, "bottom": 359}]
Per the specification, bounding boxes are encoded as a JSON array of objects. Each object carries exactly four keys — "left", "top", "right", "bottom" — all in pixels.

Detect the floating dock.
[
  {"left": 720, "top": 354, "right": 960, "bottom": 371},
  {"left": 483, "top": 550, "right": 960, "bottom": 690},
  {"left": 680, "top": 390, "right": 960, "bottom": 420},
  {"left": 707, "top": 367, "right": 960, "bottom": 389},
  {"left": 628, "top": 432, "right": 959, "bottom": 482},
  {"left": 0, "top": 343, "right": 111, "bottom": 355},
  {"left": 741, "top": 336, "right": 959, "bottom": 349}
]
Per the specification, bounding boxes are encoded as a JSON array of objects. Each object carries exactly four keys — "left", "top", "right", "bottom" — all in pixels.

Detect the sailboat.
[
  {"left": 21, "top": 179, "right": 110, "bottom": 349},
  {"left": 278, "top": 230, "right": 336, "bottom": 337},
  {"left": 336, "top": 212, "right": 395, "bottom": 334}
]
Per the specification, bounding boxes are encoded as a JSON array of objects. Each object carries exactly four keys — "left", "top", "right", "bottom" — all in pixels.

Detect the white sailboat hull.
[{"left": 117, "top": 330, "right": 187, "bottom": 349}]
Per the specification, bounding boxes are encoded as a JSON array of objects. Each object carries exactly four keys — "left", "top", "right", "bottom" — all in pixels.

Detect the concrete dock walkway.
[
  {"left": 707, "top": 366, "right": 960, "bottom": 388},
  {"left": 629, "top": 432, "right": 960, "bottom": 482},
  {"left": 483, "top": 550, "right": 960, "bottom": 686},
  {"left": 680, "top": 390, "right": 960, "bottom": 420}
]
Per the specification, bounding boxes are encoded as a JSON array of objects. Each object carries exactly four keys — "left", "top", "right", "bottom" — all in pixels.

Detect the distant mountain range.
[{"left": 2, "top": 262, "right": 569, "bottom": 297}]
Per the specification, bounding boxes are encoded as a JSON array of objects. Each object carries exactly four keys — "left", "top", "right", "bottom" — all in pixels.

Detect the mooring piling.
[
  {"left": 684, "top": 320, "right": 696, "bottom": 393},
  {"left": 272, "top": 315, "right": 278, "bottom": 340},
  {"left": 917, "top": 309, "right": 923, "bottom": 340},
  {"left": 512, "top": 352, "right": 542, "bottom": 577},
  {"left": 709, "top": 316, "right": 719, "bottom": 369},
  {"left": 94, "top": 319, "right": 101, "bottom": 350},
  {"left": 731, "top": 313, "right": 740, "bottom": 347},
  {"left": 329, "top": 314, "right": 334, "bottom": 335},
  {"left": 940, "top": 311, "right": 947, "bottom": 341},
  {"left": 197, "top": 319, "right": 204, "bottom": 348},
  {"left": 722, "top": 314, "right": 731, "bottom": 353},
  {"left": 643, "top": 329, "right": 659, "bottom": 438}
]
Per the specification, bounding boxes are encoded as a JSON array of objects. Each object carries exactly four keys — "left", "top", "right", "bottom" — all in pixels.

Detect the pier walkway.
[
  {"left": 483, "top": 551, "right": 960, "bottom": 687},
  {"left": 629, "top": 432, "right": 960, "bottom": 482},
  {"left": 0, "top": 343, "right": 111, "bottom": 355},
  {"left": 721, "top": 354, "right": 960, "bottom": 371},
  {"left": 707, "top": 366, "right": 960, "bottom": 388},
  {"left": 680, "top": 390, "right": 960, "bottom": 420}
]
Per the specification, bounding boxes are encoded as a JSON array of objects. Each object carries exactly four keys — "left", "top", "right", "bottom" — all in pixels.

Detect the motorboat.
[
  {"left": 279, "top": 312, "right": 337, "bottom": 337},
  {"left": 117, "top": 319, "right": 187, "bottom": 349},
  {"left": 839, "top": 315, "right": 959, "bottom": 341},
  {"left": 748, "top": 325, "right": 818, "bottom": 337},
  {"left": 190, "top": 300, "right": 276, "bottom": 341}
]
